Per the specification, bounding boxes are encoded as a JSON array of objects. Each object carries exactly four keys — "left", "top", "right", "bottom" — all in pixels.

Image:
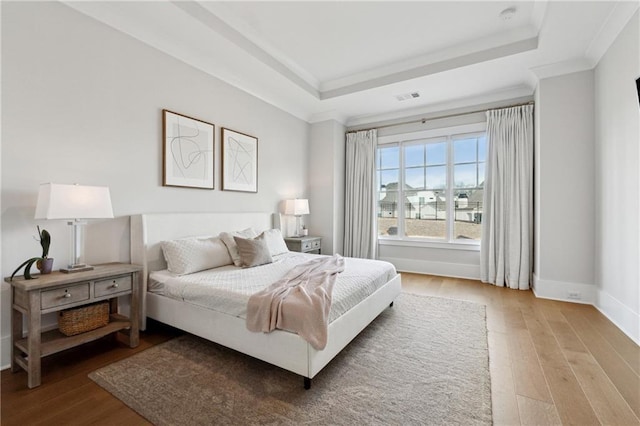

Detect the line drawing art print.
[
  {"left": 163, "top": 110, "right": 215, "bottom": 189},
  {"left": 221, "top": 128, "right": 258, "bottom": 193}
]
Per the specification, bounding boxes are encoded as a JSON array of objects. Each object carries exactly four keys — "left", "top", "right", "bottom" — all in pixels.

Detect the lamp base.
[{"left": 60, "top": 264, "right": 94, "bottom": 273}]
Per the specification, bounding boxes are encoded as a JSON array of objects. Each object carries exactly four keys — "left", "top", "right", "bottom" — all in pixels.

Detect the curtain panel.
[
  {"left": 343, "top": 129, "right": 377, "bottom": 259},
  {"left": 480, "top": 105, "right": 534, "bottom": 289}
]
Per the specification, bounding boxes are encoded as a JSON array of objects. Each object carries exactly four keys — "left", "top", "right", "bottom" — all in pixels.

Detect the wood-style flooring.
[{"left": 2, "top": 273, "right": 639, "bottom": 425}]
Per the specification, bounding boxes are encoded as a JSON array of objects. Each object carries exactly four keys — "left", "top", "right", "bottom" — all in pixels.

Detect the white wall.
[
  {"left": 308, "top": 120, "right": 346, "bottom": 254},
  {"left": 533, "top": 71, "right": 596, "bottom": 303},
  {"left": 593, "top": 11, "right": 639, "bottom": 343},
  {"left": 1, "top": 2, "right": 310, "bottom": 367}
]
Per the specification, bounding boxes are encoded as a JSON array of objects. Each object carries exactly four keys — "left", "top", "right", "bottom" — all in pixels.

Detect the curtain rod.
[{"left": 346, "top": 100, "right": 534, "bottom": 134}]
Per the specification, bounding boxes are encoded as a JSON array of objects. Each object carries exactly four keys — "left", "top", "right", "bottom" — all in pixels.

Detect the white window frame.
[{"left": 377, "top": 122, "right": 486, "bottom": 250}]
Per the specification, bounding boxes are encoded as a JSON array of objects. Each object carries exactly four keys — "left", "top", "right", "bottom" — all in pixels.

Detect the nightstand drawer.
[
  {"left": 41, "top": 283, "right": 90, "bottom": 309},
  {"left": 284, "top": 236, "right": 322, "bottom": 254},
  {"left": 95, "top": 275, "right": 132, "bottom": 297}
]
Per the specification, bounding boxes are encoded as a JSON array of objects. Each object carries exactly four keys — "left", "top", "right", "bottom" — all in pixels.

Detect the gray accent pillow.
[
  {"left": 233, "top": 234, "right": 273, "bottom": 268},
  {"left": 219, "top": 228, "right": 258, "bottom": 266}
]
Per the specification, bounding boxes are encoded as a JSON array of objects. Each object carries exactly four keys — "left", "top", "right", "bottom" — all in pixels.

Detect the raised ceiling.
[{"left": 64, "top": 1, "right": 638, "bottom": 125}]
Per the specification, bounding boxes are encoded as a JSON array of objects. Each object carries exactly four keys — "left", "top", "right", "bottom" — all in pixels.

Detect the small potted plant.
[{"left": 10, "top": 226, "right": 53, "bottom": 280}]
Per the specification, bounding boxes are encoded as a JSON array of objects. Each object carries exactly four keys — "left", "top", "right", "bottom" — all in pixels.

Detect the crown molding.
[
  {"left": 308, "top": 111, "right": 348, "bottom": 125},
  {"left": 322, "top": 36, "right": 538, "bottom": 100},
  {"left": 585, "top": 1, "right": 639, "bottom": 67},
  {"left": 529, "top": 57, "right": 594, "bottom": 81}
]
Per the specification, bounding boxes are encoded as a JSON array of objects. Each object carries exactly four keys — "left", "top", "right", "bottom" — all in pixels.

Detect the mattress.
[{"left": 148, "top": 252, "right": 397, "bottom": 323}]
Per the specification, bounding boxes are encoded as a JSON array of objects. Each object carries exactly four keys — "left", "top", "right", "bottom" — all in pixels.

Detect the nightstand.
[
  {"left": 6, "top": 263, "right": 141, "bottom": 388},
  {"left": 285, "top": 236, "right": 322, "bottom": 254}
]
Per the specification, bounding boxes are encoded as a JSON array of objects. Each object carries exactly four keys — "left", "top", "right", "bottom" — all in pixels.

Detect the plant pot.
[{"left": 37, "top": 258, "right": 54, "bottom": 274}]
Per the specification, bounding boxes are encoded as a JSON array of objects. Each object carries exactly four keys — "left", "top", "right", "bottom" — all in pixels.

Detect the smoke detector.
[
  {"left": 395, "top": 92, "right": 420, "bottom": 102},
  {"left": 499, "top": 7, "right": 517, "bottom": 21}
]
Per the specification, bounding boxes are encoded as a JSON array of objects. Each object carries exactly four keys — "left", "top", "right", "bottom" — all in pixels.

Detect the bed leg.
[
  {"left": 390, "top": 301, "right": 394, "bottom": 307},
  {"left": 304, "top": 377, "right": 311, "bottom": 390}
]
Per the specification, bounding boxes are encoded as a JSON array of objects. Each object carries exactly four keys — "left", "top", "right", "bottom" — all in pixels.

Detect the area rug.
[{"left": 89, "top": 293, "right": 491, "bottom": 425}]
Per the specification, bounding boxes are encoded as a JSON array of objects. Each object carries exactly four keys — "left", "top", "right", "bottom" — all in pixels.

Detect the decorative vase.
[{"left": 37, "top": 258, "right": 54, "bottom": 274}]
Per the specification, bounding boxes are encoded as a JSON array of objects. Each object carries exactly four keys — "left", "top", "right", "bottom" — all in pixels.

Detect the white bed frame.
[{"left": 130, "top": 212, "right": 401, "bottom": 388}]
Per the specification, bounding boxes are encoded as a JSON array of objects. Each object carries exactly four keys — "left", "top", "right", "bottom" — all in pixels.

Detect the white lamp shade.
[
  {"left": 284, "top": 199, "right": 309, "bottom": 215},
  {"left": 35, "top": 183, "right": 114, "bottom": 219}
]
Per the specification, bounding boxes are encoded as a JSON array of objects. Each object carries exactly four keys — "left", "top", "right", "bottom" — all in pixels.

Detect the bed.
[{"left": 130, "top": 212, "right": 401, "bottom": 388}]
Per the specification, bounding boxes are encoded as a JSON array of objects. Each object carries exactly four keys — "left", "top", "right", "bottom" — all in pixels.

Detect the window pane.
[
  {"left": 454, "top": 138, "right": 477, "bottom": 163},
  {"left": 404, "top": 192, "right": 446, "bottom": 239},
  {"left": 379, "top": 169, "right": 398, "bottom": 189},
  {"left": 425, "top": 165, "right": 446, "bottom": 189},
  {"left": 376, "top": 131, "right": 485, "bottom": 243},
  {"left": 454, "top": 189, "right": 483, "bottom": 240},
  {"left": 404, "top": 144, "right": 424, "bottom": 167},
  {"left": 379, "top": 146, "right": 399, "bottom": 169},
  {"left": 378, "top": 189, "right": 398, "bottom": 236},
  {"left": 454, "top": 163, "right": 477, "bottom": 188},
  {"left": 405, "top": 167, "right": 425, "bottom": 190},
  {"left": 426, "top": 143, "right": 446, "bottom": 165},
  {"left": 378, "top": 217, "right": 398, "bottom": 236},
  {"left": 478, "top": 136, "right": 487, "bottom": 162}
]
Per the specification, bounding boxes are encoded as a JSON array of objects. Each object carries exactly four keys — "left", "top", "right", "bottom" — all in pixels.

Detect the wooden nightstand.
[
  {"left": 285, "top": 236, "right": 322, "bottom": 254},
  {"left": 6, "top": 263, "right": 141, "bottom": 388}
]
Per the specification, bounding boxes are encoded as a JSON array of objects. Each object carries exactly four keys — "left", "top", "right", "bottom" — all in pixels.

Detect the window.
[{"left": 376, "top": 124, "right": 486, "bottom": 244}]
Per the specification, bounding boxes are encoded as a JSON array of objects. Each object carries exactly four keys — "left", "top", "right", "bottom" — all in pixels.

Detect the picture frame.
[
  {"left": 162, "top": 109, "right": 215, "bottom": 189},
  {"left": 221, "top": 127, "right": 258, "bottom": 193}
]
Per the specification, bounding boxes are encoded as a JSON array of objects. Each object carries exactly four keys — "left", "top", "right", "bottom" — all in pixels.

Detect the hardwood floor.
[
  {"left": 403, "top": 273, "right": 640, "bottom": 426},
  {"left": 1, "top": 322, "right": 181, "bottom": 425},
  {"left": 2, "top": 273, "right": 639, "bottom": 425}
]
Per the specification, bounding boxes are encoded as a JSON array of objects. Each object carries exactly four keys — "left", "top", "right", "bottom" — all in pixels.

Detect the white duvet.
[{"left": 149, "top": 252, "right": 397, "bottom": 323}]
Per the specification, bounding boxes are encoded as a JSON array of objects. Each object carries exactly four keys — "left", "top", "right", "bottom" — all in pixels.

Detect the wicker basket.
[{"left": 58, "top": 301, "right": 110, "bottom": 336}]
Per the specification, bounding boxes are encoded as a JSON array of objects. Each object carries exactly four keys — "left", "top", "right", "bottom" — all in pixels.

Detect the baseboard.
[
  {"left": 595, "top": 289, "right": 640, "bottom": 345},
  {"left": 1, "top": 335, "right": 11, "bottom": 370},
  {"left": 379, "top": 257, "right": 480, "bottom": 280},
  {"left": 532, "top": 273, "right": 595, "bottom": 304}
]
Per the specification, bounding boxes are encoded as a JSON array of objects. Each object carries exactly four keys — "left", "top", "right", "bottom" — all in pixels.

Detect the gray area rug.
[{"left": 89, "top": 293, "right": 491, "bottom": 425}]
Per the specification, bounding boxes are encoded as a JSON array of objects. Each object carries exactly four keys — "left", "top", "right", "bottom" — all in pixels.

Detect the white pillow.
[
  {"left": 219, "top": 228, "right": 258, "bottom": 266},
  {"left": 161, "top": 236, "right": 232, "bottom": 275},
  {"left": 260, "top": 228, "right": 289, "bottom": 256}
]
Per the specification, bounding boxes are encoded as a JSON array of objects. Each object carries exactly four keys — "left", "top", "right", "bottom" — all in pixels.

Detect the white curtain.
[
  {"left": 343, "top": 129, "right": 377, "bottom": 259},
  {"left": 480, "top": 105, "right": 533, "bottom": 289}
]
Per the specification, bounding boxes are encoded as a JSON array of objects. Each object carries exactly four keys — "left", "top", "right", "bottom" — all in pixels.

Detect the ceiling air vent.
[{"left": 395, "top": 92, "right": 420, "bottom": 102}]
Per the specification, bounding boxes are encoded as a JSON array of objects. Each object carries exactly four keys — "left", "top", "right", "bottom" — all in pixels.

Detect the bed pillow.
[
  {"left": 260, "top": 228, "right": 289, "bottom": 256},
  {"left": 161, "top": 236, "right": 232, "bottom": 275},
  {"left": 233, "top": 234, "right": 273, "bottom": 268},
  {"left": 219, "top": 228, "right": 258, "bottom": 266}
]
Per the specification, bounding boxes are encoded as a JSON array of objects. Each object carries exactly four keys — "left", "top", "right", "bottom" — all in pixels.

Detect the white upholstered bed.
[{"left": 130, "top": 212, "right": 401, "bottom": 388}]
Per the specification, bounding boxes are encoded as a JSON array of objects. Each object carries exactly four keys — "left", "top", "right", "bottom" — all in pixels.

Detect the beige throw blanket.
[{"left": 246, "top": 254, "right": 345, "bottom": 350}]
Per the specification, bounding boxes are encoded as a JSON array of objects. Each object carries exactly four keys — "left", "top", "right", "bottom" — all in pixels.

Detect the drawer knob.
[
  {"left": 63, "top": 293, "right": 71, "bottom": 298},
  {"left": 111, "top": 283, "right": 119, "bottom": 289}
]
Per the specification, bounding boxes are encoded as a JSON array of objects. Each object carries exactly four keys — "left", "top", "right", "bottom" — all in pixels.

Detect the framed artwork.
[
  {"left": 162, "top": 109, "right": 215, "bottom": 189},
  {"left": 221, "top": 127, "right": 258, "bottom": 193}
]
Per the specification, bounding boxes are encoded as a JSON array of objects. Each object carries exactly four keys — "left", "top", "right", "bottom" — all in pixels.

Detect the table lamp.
[
  {"left": 35, "top": 183, "right": 114, "bottom": 273},
  {"left": 284, "top": 198, "right": 309, "bottom": 237}
]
